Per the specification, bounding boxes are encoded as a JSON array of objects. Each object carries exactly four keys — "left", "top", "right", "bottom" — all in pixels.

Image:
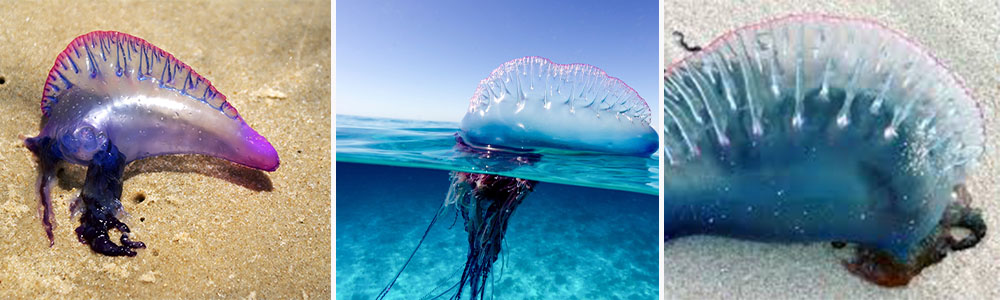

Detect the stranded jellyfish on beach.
[
  {"left": 25, "top": 31, "right": 279, "bottom": 256},
  {"left": 663, "top": 15, "right": 986, "bottom": 286},
  {"left": 378, "top": 57, "right": 657, "bottom": 299}
]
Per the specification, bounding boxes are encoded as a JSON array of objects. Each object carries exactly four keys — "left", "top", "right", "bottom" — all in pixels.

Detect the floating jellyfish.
[
  {"left": 663, "top": 15, "right": 986, "bottom": 286},
  {"left": 25, "top": 31, "right": 279, "bottom": 256},
  {"left": 378, "top": 56, "right": 657, "bottom": 299}
]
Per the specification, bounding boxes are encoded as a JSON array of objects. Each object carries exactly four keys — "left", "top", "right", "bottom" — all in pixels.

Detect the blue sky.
[{"left": 337, "top": 0, "right": 659, "bottom": 122}]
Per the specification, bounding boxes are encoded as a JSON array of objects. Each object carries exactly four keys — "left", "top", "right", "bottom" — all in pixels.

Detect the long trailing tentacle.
[
  {"left": 25, "top": 136, "right": 61, "bottom": 246},
  {"left": 376, "top": 197, "right": 449, "bottom": 300}
]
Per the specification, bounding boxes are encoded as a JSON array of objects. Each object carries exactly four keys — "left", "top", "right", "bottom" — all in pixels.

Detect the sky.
[{"left": 337, "top": 0, "right": 659, "bottom": 122}]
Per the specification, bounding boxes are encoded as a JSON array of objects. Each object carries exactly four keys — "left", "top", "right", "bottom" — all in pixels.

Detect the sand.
[
  {"left": 664, "top": 1, "right": 999, "bottom": 298},
  {"left": 0, "top": 1, "right": 331, "bottom": 298}
]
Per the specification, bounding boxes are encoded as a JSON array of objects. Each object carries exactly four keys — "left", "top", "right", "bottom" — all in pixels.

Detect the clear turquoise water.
[
  {"left": 336, "top": 115, "right": 658, "bottom": 195},
  {"left": 336, "top": 162, "right": 658, "bottom": 299},
  {"left": 335, "top": 115, "right": 659, "bottom": 299}
]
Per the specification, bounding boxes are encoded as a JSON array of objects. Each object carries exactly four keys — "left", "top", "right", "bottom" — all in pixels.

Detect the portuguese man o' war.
[
  {"left": 663, "top": 15, "right": 986, "bottom": 286},
  {"left": 460, "top": 57, "right": 658, "bottom": 155},
  {"left": 25, "top": 31, "right": 280, "bottom": 256},
  {"left": 378, "top": 57, "right": 657, "bottom": 299}
]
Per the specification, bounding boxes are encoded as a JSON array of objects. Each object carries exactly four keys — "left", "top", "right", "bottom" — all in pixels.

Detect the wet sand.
[
  {"left": 663, "top": 1, "right": 999, "bottom": 298},
  {"left": 0, "top": 1, "right": 331, "bottom": 298}
]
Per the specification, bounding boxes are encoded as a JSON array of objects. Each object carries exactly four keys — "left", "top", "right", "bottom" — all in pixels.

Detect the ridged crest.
[
  {"left": 469, "top": 56, "right": 651, "bottom": 125},
  {"left": 663, "top": 15, "right": 984, "bottom": 177},
  {"left": 42, "top": 31, "right": 242, "bottom": 120}
]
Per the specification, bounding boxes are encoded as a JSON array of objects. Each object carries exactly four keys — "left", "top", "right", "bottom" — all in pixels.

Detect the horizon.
[{"left": 337, "top": 0, "right": 659, "bottom": 123}]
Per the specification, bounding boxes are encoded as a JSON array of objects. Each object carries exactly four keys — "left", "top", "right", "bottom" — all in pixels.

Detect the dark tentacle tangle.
[
  {"left": 945, "top": 184, "right": 986, "bottom": 251},
  {"left": 74, "top": 142, "right": 145, "bottom": 256},
  {"left": 451, "top": 172, "right": 536, "bottom": 299},
  {"left": 376, "top": 159, "right": 538, "bottom": 299},
  {"left": 843, "top": 184, "right": 986, "bottom": 286}
]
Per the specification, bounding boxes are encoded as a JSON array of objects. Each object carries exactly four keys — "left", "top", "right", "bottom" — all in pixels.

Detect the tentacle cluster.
[{"left": 446, "top": 172, "right": 535, "bottom": 299}]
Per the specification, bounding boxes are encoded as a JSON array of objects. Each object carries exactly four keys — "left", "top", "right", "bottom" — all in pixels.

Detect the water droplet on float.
[
  {"left": 792, "top": 114, "right": 804, "bottom": 128},
  {"left": 883, "top": 126, "right": 898, "bottom": 139},
  {"left": 836, "top": 114, "right": 849, "bottom": 127}
]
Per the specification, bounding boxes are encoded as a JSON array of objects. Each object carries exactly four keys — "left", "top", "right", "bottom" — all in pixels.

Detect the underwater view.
[
  {"left": 337, "top": 116, "right": 657, "bottom": 194},
  {"left": 336, "top": 116, "right": 659, "bottom": 299}
]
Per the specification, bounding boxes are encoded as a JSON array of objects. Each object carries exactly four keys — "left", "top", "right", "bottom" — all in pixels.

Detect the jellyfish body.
[
  {"left": 379, "top": 57, "right": 656, "bottom": 299},
  {"left": 663, "top": 15, "right": 985, "bottom": 286},
  {"left": 460, "top": 56, "right": 658, "bottom": 155},
  {"left": 25, "top": 31, "right": 279, "bottom": 256}
]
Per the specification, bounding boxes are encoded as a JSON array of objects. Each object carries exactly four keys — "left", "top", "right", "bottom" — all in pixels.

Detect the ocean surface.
[
  {"left": 336, "top": 115, "right": 659, "bottom": 299},
  {"left": 336, "top": 115, "right": 658, "bottom": 195}
]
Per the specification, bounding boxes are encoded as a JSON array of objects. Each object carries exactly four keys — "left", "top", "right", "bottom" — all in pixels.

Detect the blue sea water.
[
  {"left": 336, "top": 115, "right": 659, "bottom": 299},
  {"left": 337, "top": 115, "right": 658, "bottom": 195}
]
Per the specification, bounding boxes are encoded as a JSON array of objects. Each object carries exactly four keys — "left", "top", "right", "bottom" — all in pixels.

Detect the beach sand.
[
  {"left": 663, "top": 1, "right": 999, "bottom": 298},
  {"left": 0, "top": 1, "right": 331, "bottom": 298}
]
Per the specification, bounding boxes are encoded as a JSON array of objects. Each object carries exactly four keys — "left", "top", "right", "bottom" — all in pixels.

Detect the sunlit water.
[{"left": 336, "top": 115, "right": 658, "bottom": 195}]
